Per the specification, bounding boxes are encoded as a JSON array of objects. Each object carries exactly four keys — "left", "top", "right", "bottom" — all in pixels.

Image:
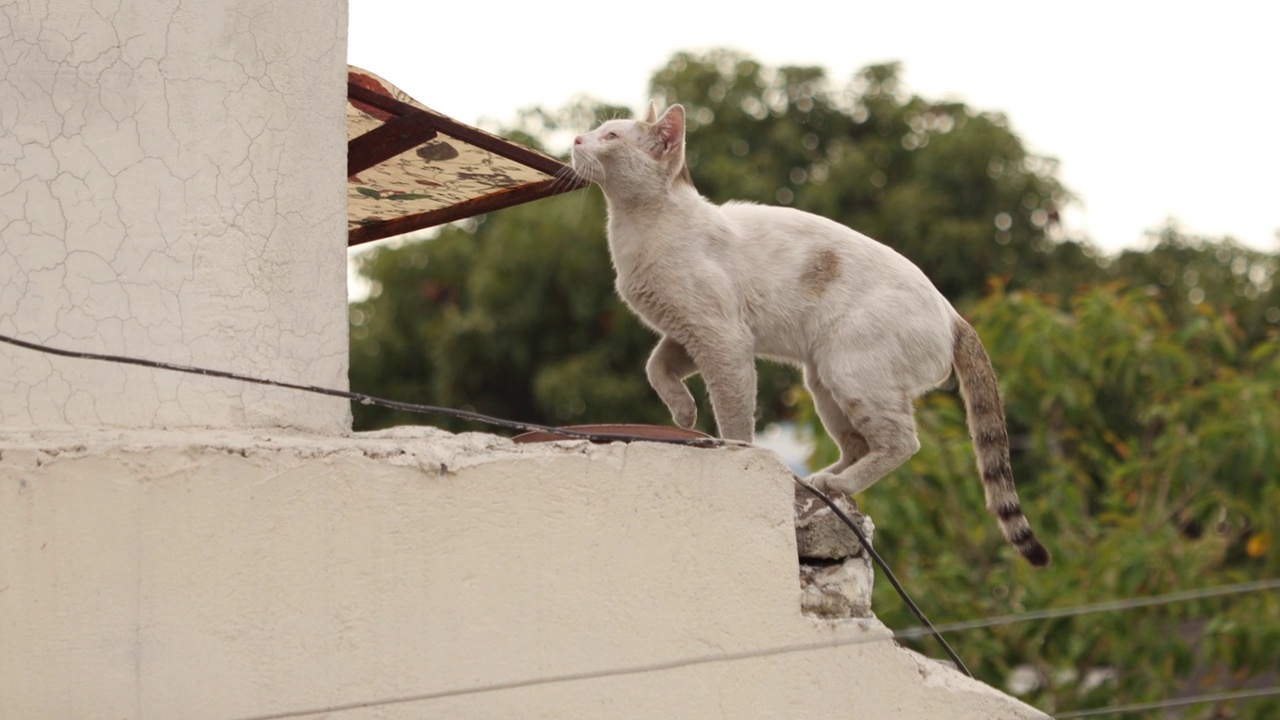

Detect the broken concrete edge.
[
  {"left": 0, "top": 428, "right": 860, "bottom": 527},
  {"left": 793, "top": 484, "right": 878, "bottom": 619},
  {"left": 794, "top": 485, "right": 872, "bottom": 560},
  {"left": 0, "top": 425, "right": 653, "bottom": 481},
  {"left": 801, "top": 554, "right": 875, "bottom": 619}
]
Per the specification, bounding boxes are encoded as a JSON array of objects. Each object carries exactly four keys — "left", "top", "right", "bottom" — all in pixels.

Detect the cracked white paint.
[
  {"left": 0, "top": 426, "right": 1048, "bottom": 719},
  {"left": 0, "top": 0, "right": 351, "bottom": 432}
]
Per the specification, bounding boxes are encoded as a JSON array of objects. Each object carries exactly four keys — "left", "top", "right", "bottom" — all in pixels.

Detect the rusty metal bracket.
[
  {"left": 345, "top": 77, "right": 589, "bottom": 247},
  {"left": 348, "top": 110, "right": 438, "bottom": 177}
]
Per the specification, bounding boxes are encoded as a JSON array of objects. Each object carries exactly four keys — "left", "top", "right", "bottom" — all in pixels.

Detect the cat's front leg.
[
  {"left": 646, "top": 336, "right": 698, "bottom": 429},
  {"left": 686, "top": 331, "right": 756, "bottom": 443}
]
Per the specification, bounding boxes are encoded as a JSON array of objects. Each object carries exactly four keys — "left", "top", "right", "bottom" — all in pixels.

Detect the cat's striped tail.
[{"left": 951, "top": 318, "right": 1050, "bottom": 567}]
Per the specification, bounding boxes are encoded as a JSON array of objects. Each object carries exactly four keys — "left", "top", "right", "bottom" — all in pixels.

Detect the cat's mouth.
[
  {"left": 570, "top": 148, "right": 603, "bottom": 183},
  {"left": 559, "top": 165, "right": 592, "bottom": 191}
]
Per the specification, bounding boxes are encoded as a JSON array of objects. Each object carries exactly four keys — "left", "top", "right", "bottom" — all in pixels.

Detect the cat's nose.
[{"left": 574, "top": 135, "right": 584, "bottom": 145}]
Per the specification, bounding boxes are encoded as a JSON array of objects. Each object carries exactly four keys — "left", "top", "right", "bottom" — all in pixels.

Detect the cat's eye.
[{"left": 603, "top": 131, "right": 618, "bottom": 140}]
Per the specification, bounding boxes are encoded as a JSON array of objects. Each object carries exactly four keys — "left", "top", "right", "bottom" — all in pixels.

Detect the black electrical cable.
[
  {"left": 794, "top": 476, "right": 974, "bottom": 678},
  {"left": 0, "top": 332, "right": 723, "bottom": 447}
]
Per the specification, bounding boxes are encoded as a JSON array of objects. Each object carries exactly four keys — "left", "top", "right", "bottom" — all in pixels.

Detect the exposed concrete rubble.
[{"left": 795, "top": 484, "right": 876, "bottom": 618}]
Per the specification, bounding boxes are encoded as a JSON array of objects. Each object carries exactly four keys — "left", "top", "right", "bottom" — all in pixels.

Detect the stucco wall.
[
  {"left": 0, "top": 0, "right": 350, "bottom": 432},
  {"left": 0, "top": 427, "right": 1049, "bottom": 719}
]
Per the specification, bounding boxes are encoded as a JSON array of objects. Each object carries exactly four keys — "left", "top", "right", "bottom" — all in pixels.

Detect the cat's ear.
[
  {"left": 643, "top": 101, "right": 658, "bottom": 124},
  {"left": 654, "top": 104, "right": 686, "bottom": 155}
]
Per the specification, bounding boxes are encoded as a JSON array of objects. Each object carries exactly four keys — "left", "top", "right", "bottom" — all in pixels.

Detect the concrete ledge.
[{"left": 0, "top": 427, "right": 1047, "bottom": 719}]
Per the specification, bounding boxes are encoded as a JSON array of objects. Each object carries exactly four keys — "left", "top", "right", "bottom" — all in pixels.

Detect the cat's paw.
[
  {"left": 661, "top": 396, "right": 696, "bottom": 429},
  {"left": 806, "top": 472, "right": 849, "bottom": 497},
  {"left": 671, "top": 403, "right": 697, "bottom": 429}
]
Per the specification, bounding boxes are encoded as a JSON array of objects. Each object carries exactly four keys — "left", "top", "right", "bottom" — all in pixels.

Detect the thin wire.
[
  {"left": 897, "top": 577, "right": 1280, "bottom": 640},
  {"left": 1055, "top": 685, "right": 1280, "bottom": 719},
  {"left": 231, "top": 631, "right": 900, "bottom": 720},
  {"left": 794, "top": 476, "right": 974, "bottom": 677},
  {"left": 228, "top": 578, "right": 1280, "bottom": 720},
  {"left": 0, "top": 332, "right": 728, "bottom": 448}
]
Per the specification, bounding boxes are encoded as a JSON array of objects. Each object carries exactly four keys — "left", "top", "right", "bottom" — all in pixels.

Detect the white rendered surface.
[
  {"left": 0, "top": 0, "right": 351, "bottom": 432},
  {"left": 0, "top": 427, "right": 1048, "bottom": 719}
]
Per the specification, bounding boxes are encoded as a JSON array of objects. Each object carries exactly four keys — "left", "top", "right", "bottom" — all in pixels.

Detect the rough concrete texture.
[
  {"left": 794, "top": 484, "right": 870, "bottom": 560},
  {"left": 795, "top": 486, "right": 877, "bottom": 618},
  {"left": 800, "top": 555, "right": 876, "bottom": 619},
  {"left": 0, "top": 427, "right": 1050, "bottom": 719},
  {"left": 0, "top": 0, "right": 351, "bottom": 432}
]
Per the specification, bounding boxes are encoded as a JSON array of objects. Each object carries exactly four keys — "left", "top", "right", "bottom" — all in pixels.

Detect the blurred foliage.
[
  {"left": 349, "top": 49, "right": 1280, "bottom": 718},
  {"left": 1108, "top": 222, "right": 1280, "bottom": 346}
]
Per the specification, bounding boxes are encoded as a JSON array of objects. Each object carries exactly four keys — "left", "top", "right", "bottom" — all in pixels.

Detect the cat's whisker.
[
  {"left": 542, "top": 161, "right": 593, "bottom": 215},
  {"left": 543, "top": 171, "right": 563, "bottom": 196},
  {"left": 561, "top": 149, "right": 601, "bottom": 190},
  {"left": 563, "top": 169, "right": 595, "bottom": 215},
  {"left": 559, "top": 163, "right": 588, "bottom": 192},
  {"left": 547, "top": 166, "right": 570, "bottom": 194}
]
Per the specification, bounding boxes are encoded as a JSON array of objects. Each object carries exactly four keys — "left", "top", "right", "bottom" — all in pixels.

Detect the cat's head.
[{"left": 572, "top": 103, "right": 690, "bottom": 193}]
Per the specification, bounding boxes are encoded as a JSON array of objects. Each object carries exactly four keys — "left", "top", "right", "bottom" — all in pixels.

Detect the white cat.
[{"left": 572, "top": 103, "right": 1048, "bottom": 566}]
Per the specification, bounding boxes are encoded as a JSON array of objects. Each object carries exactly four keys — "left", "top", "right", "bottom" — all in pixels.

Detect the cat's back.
[{"left": 718, "top": 201, "right": 932, "bottom": 286}]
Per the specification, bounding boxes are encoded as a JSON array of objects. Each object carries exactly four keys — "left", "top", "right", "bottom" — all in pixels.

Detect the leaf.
[{"left": 1247, "top": 531, "right": 1271, "bottom": 558}]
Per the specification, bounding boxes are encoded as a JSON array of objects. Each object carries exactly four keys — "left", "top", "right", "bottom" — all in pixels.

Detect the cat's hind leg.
[
  {"left": 646, "top": 336, "right": 698, "bottom": 429},
  {"left": 805, "top": 367, "right": 870, "bottom": 476},
  {"left": 808, "top": 390, "right": 920, "bottom": 497}
]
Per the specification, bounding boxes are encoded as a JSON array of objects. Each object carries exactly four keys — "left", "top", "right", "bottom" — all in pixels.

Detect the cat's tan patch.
[{"left": 801, "top": 248, "right": 841, "bottom": 298}]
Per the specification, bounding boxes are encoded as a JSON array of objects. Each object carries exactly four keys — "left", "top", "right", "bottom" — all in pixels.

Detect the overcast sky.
[{"left": 348, "top": 1, "right": 1278, "bottom": 255}]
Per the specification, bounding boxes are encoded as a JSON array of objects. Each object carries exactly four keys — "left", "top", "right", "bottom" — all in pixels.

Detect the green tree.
[{"left": 1104, "top": 220, "right": 1280, "bottom": 346}]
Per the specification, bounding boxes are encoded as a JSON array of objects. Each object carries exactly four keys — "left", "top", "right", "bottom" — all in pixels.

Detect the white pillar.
[{"left": 0, "top": 0, "right": 351, "bottom": 433}]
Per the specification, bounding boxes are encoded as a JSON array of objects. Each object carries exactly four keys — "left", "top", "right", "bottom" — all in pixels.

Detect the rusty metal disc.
[{"left": 512, "top": 423, "right": 713, "bottom": 444}]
